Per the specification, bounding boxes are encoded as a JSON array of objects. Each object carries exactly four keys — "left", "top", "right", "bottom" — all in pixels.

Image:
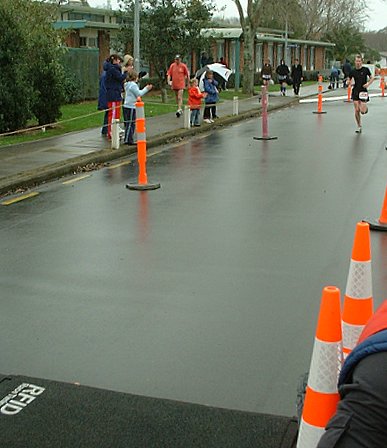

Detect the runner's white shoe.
[{"left": 355, "top": 127, "right": 362, "bottom": 134}]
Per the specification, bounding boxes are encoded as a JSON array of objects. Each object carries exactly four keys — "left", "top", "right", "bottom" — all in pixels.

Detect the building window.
[
  {"left": 79, "top": 37, "right": 87, "bottom": 47},
  {"left": 229, "top": 41, "right": 236, "bottom": 72},
  {"left": 68, "top": 12, "right": 105, "bottom": 22},
  {"left": 88, "top": 37, "right": 97, "bottom": 47},
  {"left": 310, "top": 46, "right": 315, "bottom": 70},
  {"left": 303, "top": 46, "right": 307, "bottom": 70},
  {"left": 216, "top": 40, "right": 225, "bottom": 61},
  {"left": 268, "top": 43, "right": 274, "bottom": 65},
  {"left": 255, "top": 43, "right": 262, "bottom": 72},
  {"left": 277, "top": 44, "right": 283, "bottom": 64}
]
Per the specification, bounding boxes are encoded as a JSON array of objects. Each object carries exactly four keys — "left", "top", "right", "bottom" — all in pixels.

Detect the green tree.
[
  {"left": 19, "top": 0, "right": 66, "bottom": 125},
  {"left": 0, "top": 2, "right": 33, "bottom": 132},
  {"left": 233, "top": 0, "right": 263, "bottom": 95},
  {"left": 0, "top": 0, "right": 65, "bottom": 132},
  {"left": 118, "top": 0, "right": 214, "bottom": 102},
  {"left": 324, "top": 24, "right": 366, "bottom": 61}
]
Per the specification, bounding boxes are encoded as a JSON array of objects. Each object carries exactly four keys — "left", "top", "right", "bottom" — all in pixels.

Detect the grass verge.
[{"left": 0, "top": 81, "right": 316, "bottom": 147}]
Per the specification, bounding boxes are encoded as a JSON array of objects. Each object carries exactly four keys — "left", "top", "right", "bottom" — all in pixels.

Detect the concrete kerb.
[{"left": 0, "top": 91, "right": 324, "bottom": 197}]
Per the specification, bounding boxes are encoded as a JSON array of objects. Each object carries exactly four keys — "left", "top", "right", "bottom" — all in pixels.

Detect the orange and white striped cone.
[
  {"left": 342, "top": 222, "right": 373, "bottom": 357},
  {"left": 363, "top": 186, "right": 387, "bottom": 231},
  {"left": 126, "top": 97, "right": 161, "bottom": 191},
  {"left": 313, "top": 75, "right": 327, "bottom": 115},
  {"left": 297, "top": 286, "right": 342, "bottom": 448}
]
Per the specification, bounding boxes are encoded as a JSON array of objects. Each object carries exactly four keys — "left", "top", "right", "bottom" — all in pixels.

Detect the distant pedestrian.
[
  {"left": 276, "top": 59, "right": 290, "bottom": 96},
  {"left": 188, "top": 78, "right": 207, "bottom": 127},
  {"left": 291, "top": 58, "right": 303, "bottom": 96},
  {"left": 167, "top": 55, "right": 190, "bottom": 118},
  {"left": 342, "top": 59, "right": 352, "bottom": 87},
  {"left": 260, "top": 59, "right": 272, "bottom": 87},
  {"left": 123, "top": 70, "right": 152, "bottom": 146},
  {"left": 123, "top": 54, "right": 134, "bottom": 71},
  {"left": 97, "top": 61, "right": 108, "bottom": 136},
  {"left": 200, "top": 51, "right": 209, "bottom": 68},
  {"left": 203, "top": 70, "right": 219, "bottom": 123},
  {"left": 104, "top": 54, "right": 128, "bottom": 140},
  {"left": 329, "top": 66, "right": 339, "bottom": 89},
  {"left": 348, "top": 54, "right": 374, "bottom": 134},
  {"left": 217, "top": 57, "right": 228, "bottom": 90}
]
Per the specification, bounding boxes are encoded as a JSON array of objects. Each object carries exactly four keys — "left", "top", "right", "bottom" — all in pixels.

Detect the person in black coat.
[
  {"left": 317, "top": 301, "right": 387, "bottom": 447},
  {"left": 342, "top": 59, "right": 352, "bottom": 88},
  {"left": 276, "top": 59, "right": 290, "bottom": 96},
  {"left": 290, "top": 58, "right": 303, "bottom": 96},
  {"left": 97, "top": 60, "right": 108, "bottom": 136},
  {"left": 104, "top": 54, "right": 128, "bottom": 140}
]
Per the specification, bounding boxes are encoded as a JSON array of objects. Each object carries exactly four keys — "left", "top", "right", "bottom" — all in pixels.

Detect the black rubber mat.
[{"left": 0, "top": 374, "right": 298, "bottom": 447}]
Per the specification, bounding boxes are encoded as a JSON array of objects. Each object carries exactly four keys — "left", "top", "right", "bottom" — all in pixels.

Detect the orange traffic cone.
[
  {"left": 313, "top": 75, "right": 327, "bottom": 115},
  {"left": 344, "top": 84, "right": 352, "bottom": 103},
  {"left": 363, "top": 186, "right": 387, "bottom": 231},
  {"left": 342, "top": 222, "right": 373, "bottom": 357},
  {"left": 126, "top": 97, "right": 161, "bottom": 191},
  {"left": 297, "top": 286, "right": 343, "bottom": 448}
]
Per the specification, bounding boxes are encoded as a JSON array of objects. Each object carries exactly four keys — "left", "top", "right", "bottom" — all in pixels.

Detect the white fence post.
[
  {"left": 184, "top": 106, "right": 191, "bottom": 129},
  {"left": 233, "top": 96, "right": 239, "bottom": 115},
  {"left": 111, "top": 118, "right": 120, "bottom": 150}
]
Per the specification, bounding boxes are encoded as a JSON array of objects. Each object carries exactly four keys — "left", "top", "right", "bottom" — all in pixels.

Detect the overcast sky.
[{"left": 88, "top": 0, "right": 386, "bottom": 32}]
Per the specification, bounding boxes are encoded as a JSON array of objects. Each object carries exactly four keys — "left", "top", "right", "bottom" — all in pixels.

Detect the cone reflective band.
[
  {"left": 342, "top": 222, "right": 373, "bottom": 357},
  {"left": 297, "top": 286, "right": 342, "bottom": 448}
]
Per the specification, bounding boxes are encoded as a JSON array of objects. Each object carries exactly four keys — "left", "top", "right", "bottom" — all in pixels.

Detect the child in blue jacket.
[
  {"left": 123, "top": 70, "right": 153, "bottom": 145},
  {"left": 203, "top": 71, "right": 219, "bottom": 123}
]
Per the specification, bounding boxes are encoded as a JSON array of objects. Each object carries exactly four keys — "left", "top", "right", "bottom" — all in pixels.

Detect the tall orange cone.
[
  {"left": 297, "top": 286, "right": 343, "bottom": 448},
  {"left": 363, "top": 186, "right": 387, "bottom": 231},
  {"left": 342, "top": 222, "right": 373, "bottom": 357},
  {"left": 343, "top": 84, "right": 352, "bottom": 103},
  {"left": 313, "top": 75, "right": 327, "bottom": 115},
  {"left": 126, "top": 97, "right": 160, "bottom": 191}
]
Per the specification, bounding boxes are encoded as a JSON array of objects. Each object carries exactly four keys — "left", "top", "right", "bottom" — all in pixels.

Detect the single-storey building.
[
  {"left": 201, "top": 28, "right": 335, "bottom": 74},
  {"left": 54, "top": 0, "right": 119, "bottom": 71}
]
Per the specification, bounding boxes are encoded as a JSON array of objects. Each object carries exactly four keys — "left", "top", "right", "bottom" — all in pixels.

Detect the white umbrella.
[{"left": 196, "top": 63, "right": 232, "bottom": 91}]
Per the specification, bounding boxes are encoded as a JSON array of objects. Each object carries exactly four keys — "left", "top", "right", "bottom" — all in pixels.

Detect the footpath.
[{"left": 0, "top": 83, "right": 339, "bottom": 196}]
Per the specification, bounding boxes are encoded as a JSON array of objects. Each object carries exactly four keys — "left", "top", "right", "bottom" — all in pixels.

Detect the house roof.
[
  {"left": 54, "top": 20, "right": 119, "bottom": 30},
  {"left": 203, "top": 27, "right": 335, "bottom": 47}
]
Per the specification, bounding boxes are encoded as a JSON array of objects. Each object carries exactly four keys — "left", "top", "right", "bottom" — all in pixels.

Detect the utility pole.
[
  {"left": 284, "top": 16, "right": 289, "bottom": 66},
  {"left": 134, "top": 0, "right": 140, "bottom": 73}
]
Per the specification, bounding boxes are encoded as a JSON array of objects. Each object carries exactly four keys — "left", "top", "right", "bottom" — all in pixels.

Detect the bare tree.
[
  {"left": 233, "top": 0, "right": 263, "bottom": 94},
  {"left": 297, "top": 0, "right": 367, "bottom": 39}
]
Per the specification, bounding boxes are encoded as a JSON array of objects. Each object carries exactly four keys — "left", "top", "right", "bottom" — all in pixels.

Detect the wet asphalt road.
[{"left": 1, "top": 97, "right": 387, "bottom": 417}]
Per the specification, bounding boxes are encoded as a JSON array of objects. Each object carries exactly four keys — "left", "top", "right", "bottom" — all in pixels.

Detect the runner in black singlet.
[{"left": 348, "top": 55, "right": 374, "bottom": 133}]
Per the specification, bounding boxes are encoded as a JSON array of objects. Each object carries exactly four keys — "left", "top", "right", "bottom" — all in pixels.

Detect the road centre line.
[
  {"left": 106, "top": 161, "right": 131, "bottom": 170},
  {"left": 1, "top": 192, "right": 39, "bottom": 206},
  {"left": 62, "top": 174, "right": 91, "bottom": 185}
]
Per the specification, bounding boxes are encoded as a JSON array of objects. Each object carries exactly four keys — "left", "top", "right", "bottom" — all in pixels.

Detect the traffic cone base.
[
  {"left": 362, "top": 219, "right": 387, "bottom": 231},
  {"left": 126, "top": 182, "right": 161, "bottom": 191},
  {"left": 363, "top": 187, "right": 387, "bottom": 231}
]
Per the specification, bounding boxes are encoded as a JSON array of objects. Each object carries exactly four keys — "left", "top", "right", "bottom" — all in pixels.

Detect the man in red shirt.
[{"left": 167, "top": 55, "right": 190, "bottom": 117}]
